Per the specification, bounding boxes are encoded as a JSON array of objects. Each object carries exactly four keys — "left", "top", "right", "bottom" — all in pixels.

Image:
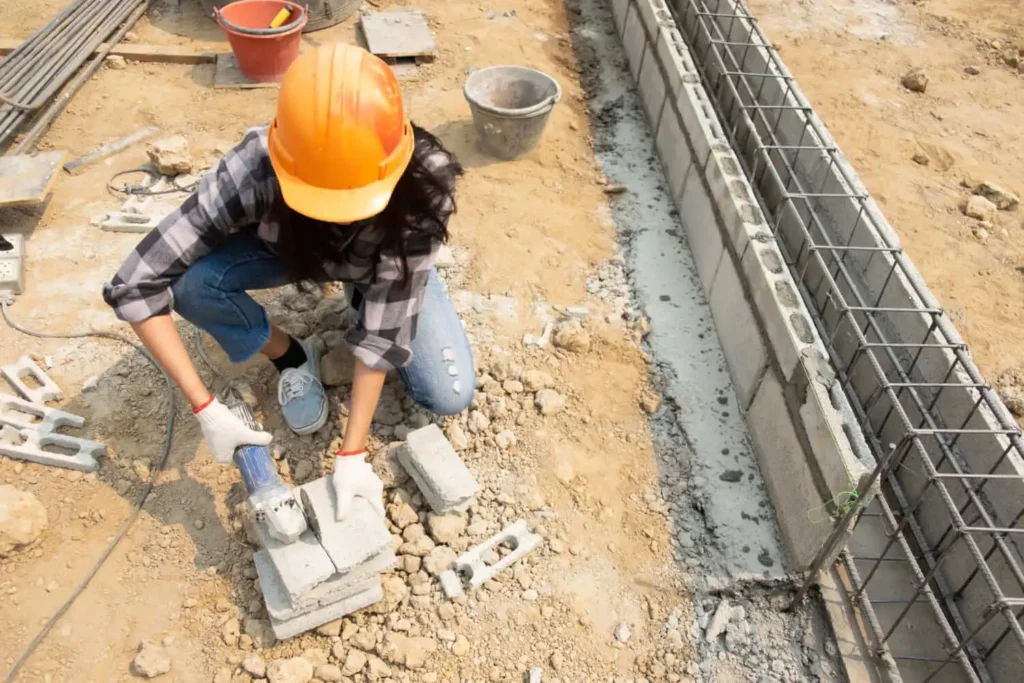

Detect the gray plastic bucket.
[{"left": 463, "top": 66, "right": 561, "bottom": 161}]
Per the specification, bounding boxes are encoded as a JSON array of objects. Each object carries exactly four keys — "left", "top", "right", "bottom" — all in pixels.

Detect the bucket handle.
[
  {"left": 214, "top": 3, "right": 307, "bottom": 35},
  {"left": 463, "top": 69, "right": 563, "bottom": 118}
]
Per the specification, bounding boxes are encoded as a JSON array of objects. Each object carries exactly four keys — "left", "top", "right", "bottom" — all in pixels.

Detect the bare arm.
[
  {"left": 339, "top": 359, "right": 386, "bottom": 452},
  {"left": 131, "top": 315, "right": 211, "bottom": 410}
]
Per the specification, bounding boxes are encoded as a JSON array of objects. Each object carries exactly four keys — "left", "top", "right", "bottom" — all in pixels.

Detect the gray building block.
[
  {"left": 702, "top": 147, "right": 765, "bottom": 260},
  {"left": 675, "top": 81, "right": 725, "bottom": 173},
  {"left": 0, "top": 393, "right": 84, "bottom": 432},
  {"left": 708, "top": 255, "right": 766, "bottom": 411},
  {"left": 655, "top": 24, "right": 699, "bottom": 100},
  {"left": 1, "top": 356, "right": 62, "bottom": 404},
  {"left": 255, "top": 518, "right": 336, "bottom": 604},
  {"left": 635, "top": 0, "right": 673, "bottom": 37},
  {"left": 676, "top": 164, "right": 723, "bottom": 292},
  {"left": 0, "top": 427, "right": 102, "bottom": 472},
  {"left": 654, "top": 100, "right": 691, "bottom": 206},
  {"left": 621, "top": 4, "right": 646, "bottom": 82},
  {"left": 453, "top": 520, "right": 541, "bottom": 590},
  {"left": 267, "top": 580, "right": 383, "bottom": 640},
  {"left": 637, "top": 41, "right": 666, "bottom": 128},
  {"left": 255, "top": 548, "right": 394, "bottom": 621},
  {"left": 299, "top": 476, "right": 391, "bottom": 573},
  {"left": 99, "top": 212, "right": 162, "bottom": 233},
  {"left": 0, "top": 232, "right": 25, "bottom": 298},
  {"left": 399, "top": 424, "right": 478, "bottom": 514}
]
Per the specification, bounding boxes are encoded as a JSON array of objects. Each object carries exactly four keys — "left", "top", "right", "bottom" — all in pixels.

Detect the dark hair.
[{"left": 272, "top": 124, "right": 463, "bottom": 288}]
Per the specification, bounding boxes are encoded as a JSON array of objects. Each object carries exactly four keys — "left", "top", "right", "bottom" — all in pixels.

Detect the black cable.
[
  {"left": 107, "top": 167, "right": 200, "bottom": 197},
  {"left": 1, "top": 302, "right": 177, "bottom": 683}
]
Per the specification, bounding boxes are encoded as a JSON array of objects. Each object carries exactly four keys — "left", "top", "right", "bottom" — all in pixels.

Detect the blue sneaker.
[{"left": 277, "top": 338, "right": 328, "bottom": 435}]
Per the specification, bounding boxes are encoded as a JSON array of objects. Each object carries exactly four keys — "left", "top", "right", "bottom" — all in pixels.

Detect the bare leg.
[{"left": 260, "top": 325, "right": 290, "bottom": 359}]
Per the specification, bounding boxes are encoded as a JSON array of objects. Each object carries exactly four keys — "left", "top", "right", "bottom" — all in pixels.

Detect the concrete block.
[
  {"left": 676, "top": 164, "right": 723, "bottom": 292},
  {"left": 655, "top": 24, "right": 699, "bottom": 102},
  {"left": 255, "top": 548, "right": 395, "bottom": 621},
  {"left": 267, "top": 579, "right": 383, "bottom": 640},
  {"left": 708, "top": 254, "right": 766, "bottom": 410},
  {"left": 703, "top": 148, "right": 766, "bottom": 260},
  {"left": 0, "top": 393, "right": 84, "bottom": 432},
  {"left": 746, "top": 369, "right": 827, "bottom": 570},
  {"left": 1, "top": 356, "right": 62, "bottom": 404},
  {"left": 634, "top": 0, "right": 673, "bottom": 39},
  {"left": 454, "top": 520, "right": 540, "bottom": 590},
  {"left": 399, "top": 424, "right": 478, "bottom": 514},
  {"left": 611, "top": 0, "right": 630, "bottom": 39},
  {"left": 621, "top": 4, "right": 646, "bottom": 82},
  {"left": 740, "top": 243, "right": 813, "bottom": 381},
  {"left": 439, "top": 569, "right": 463, "bottom": 599},
  {"left": 654, "top": 100, "right": 691, "bottom": 206},
  {"left": 637, "top": 41, "right": 666, "bottom": 128},
  {"left": 299, "top": 476, "right": 391, "bottom": 573},
  {"left": 255, "top": 519, "right": 336, "bottom": 604},
  {"left": 0, "top": 427, "right": 102, "bottom": 472},
  {"left": 674, "top": 82, "right": 725, "bottom": 173},
  {"left": 0, "top": 232, "right": 25, "bottom": 298},
  {"left": 99, "top": 212, "right": 162, "bottom": 233}
]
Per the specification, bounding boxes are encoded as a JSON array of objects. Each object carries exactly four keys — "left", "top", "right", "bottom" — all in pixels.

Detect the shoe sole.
[{"left": 288, "top": 398, "right": 329, "bottom": 436}]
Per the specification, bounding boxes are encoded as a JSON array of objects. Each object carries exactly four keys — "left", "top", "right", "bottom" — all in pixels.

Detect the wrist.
[
  {"left": 336, "top": 449, "right": 367, "bottom": 458},
  {"left": 192, "top": 395, "right": 216, "bottom": 414}
]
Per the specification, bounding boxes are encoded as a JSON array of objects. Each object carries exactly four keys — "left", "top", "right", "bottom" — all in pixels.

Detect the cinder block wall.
[{"left": 610, "top": 0, "right": 873, "bottom": 572}]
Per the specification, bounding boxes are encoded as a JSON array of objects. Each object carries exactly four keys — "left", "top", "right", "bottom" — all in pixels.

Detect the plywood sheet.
[
  {"left": 0, "top": 151, "right": 66, "bottom": 207},
  {"left": 360, "top": 9, "right": 436, "bottom": 63}
]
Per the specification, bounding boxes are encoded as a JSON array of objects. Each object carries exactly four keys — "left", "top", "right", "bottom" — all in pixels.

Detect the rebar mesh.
[{"left": 666, "top": 0, "right": 1024, "bottom": 680}]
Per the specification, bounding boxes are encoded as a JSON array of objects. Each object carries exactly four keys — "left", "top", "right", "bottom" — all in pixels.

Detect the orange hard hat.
[{"left": 268, "top": 43, "right": 414, "bottom": 223}]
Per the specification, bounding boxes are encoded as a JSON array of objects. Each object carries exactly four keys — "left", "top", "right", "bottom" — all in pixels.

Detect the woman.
[{"left": 102, "top": 44, "right": 475, "bottom": 520}]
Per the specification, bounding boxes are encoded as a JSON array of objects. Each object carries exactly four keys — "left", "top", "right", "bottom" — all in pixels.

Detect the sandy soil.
[
  {"left": 0, "top": 1, "right": 689, "bottom": 682},
  {"left": 745, "top": 0, "right": 1024, "bottom": 386}
]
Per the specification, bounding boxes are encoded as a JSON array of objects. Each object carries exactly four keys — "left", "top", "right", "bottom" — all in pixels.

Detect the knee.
[
  {"left": 170, "top": 262, "right": 218, "bottom": 317},
  {"left": 414, "top": 372, "right": 476, "bottom": 416}
]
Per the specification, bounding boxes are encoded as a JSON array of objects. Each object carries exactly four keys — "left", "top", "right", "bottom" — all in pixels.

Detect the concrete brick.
[
  {"left": 674, "top": 82, "right": 724, "bottom": 172},
  {"left": 740, "top": 242, "right": 813, "bottom": 381},
  {"left": 0, "top": 427, "right": 103, "bottom": 472},
  {"left": 255, "top": 522, "right": 336, "bottom": 604},
  {"left": 299, "top": 477, "right": 392, "bottom": 573},
  {"left": 267, "top": 580, "right": 383, "bottom": 640},
  {"left": 99, "top": 212, "right": 162, "bottom": 233},
  {"left": 0, "top": 232, "right": 25, "bottom": 297},
  {"left": 0, "top": 393, "right": 84, "bottom": 432},
  {"left": 708, "top": 254, "right": 766, "bottom": 410},
  {"left": 747, "top": 369, "right": 827, "bottom": 570},
  {"left": 676, "top": 164, "right": 723, "bottom": 292},
  {"left": 399, "top": 424, "right": 478, "bottom": 514},
  {"left": 703, "top": 148, "right": 766, "bottom": 260},
  {"left": 655, "top": 25, "right": 699, "bottom": 102},
  {"left": 611, "top": 0, "right": 630, "bottom": 39},
  {"left": 654, "top": 101, "right": 692, "bottom": 206},
  {"left": 1, "top": 356, "right": 62, "bottom": 404},
  {"left": 621, "top": 4, "right": 646, "bottom": 82},
  {"left": 634, "top": 0, "right": 673, "bottom": 39},
  {"left": 255, "top": 548, "right": 395, "bottom": 621},
  {"left": 637, "top": 42, "right": 667, "bottom": 128},
  {"left": 454, "top": 520, "right": 540, "bottom": 590},
  {"left": 439, "top": 569, "right": 463, "bottom": 599}
]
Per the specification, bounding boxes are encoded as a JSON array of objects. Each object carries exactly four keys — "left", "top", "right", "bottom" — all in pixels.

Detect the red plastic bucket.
[{"left": 215, "top": 0, "right": 308, "bottom": 82}]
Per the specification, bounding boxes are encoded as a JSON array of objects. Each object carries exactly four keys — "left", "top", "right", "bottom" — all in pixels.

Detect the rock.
[
  {"left": 912, "top": 152, "right": 930, "bottom": 166},
  {"left": 965, "top": 195, "right": 997, "bottom": 222},
  {"left": 105, "top": 55, "right": 127, "bottom": 70},
  {"left": 0, "top": 485, "right": 47, "bottom": 556},
  {"left": 266, "top": 657, "right": 314, "bottom": 683},
  {"left": 427, "top": 513, "right": 467, "bottom": 544},
  {"left": 552, "top": 319, "right": 591, "bottom": 353},
  {"left": 222, "top": 618, "right": 240, "bottom": 646},
  {"left": 321, "top": 345, "right": 354, "bottom": 386},
  {"left": 467, "top": 410, "right": 490, "bottom": 434},
  {"left": 370, "top": 575, "right": 409, "bottom": 614},
  {"left": 614, "top": 622, "right": 631, "bottom": 643},
  {"left": 901, "top": 68, "right": 928, "bottom": 93},
  {"left": 446, "top": 422, "right": 469, "bottom": 450},
  {"left": 705, "top": 599, "right": 733, "bottom": 642},
  {"left": 213, "top": 667, "right": 232, "bottom": 683},
  {"left": 82, "top": 375, "right": 100, "bottom": 391},
  {"left": 342, "top": 649, "right": 367, "bottom": 676},
  {"left": 523, "top": 589, "right": 539, "bottom": 601},
  {"left": 379, "top": 633, "right": 438, "bottom": 670},
  {"left": 293, "top": 460, "right": 314, "bottom": 482},
  {"left": 495, "top": 430, "right": 517, "bottom": 450},
  {"left": 147, "top": 135, "right": 192, "bottom": 175},
  {"left": 521, "top": 369, "right": 554, "bottom": 392},
  {"left": 315, "top": 663, "right": 343, "bottom": 681},
  {"left": 316, "top": 620, "right": 342, "bottom": 638},
  {"left": 399, "top": 535, "right": 435, "bottom": 557},
  {"left": 452, "top": 635, "right": 470, "bottom": 656},
  {"left": 974, "top": 181, "right": 1019, "bottom": 211},
  {"left": 965, "top": 65, "right": 981, "bottom": 75},
  {"left": 132, "top": 642, "right": 171, "bottom": 678},
  {"left": 640, "top": 392, "right": 660, "bottom": 414},
  {"left": 535, "top": 389, "right": 566, "bottom": 415},
  {"left": 387, "top": 500, "right": 419, "bottom": 529},
  {"left": 423, "top": 545, "right": 458, "bottom": 576},
  {"left": 243, "top": 654, "right": 267, "bottom": 678},
  {"left": 367, "top": 655, "right": 391, "bottom": 678},
  {"left": 245, "top": 618, "right": 278, "bottom": 649}
]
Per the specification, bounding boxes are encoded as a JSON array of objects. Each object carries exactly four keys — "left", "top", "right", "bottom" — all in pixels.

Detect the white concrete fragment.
[
  {"left": 705, "top": 598, "right": 732, "bottom": 642},
  {"left": 99, "top": 212, "right": 162, "bottom": 233},
  {"left": 0, "top": 427, "right": 102, "bottom": 472},
  {"left": 399, "top": 425, "right": 478, "bottom": 514},
  {"left": 1, "top": 356, "right": 62, "bottom": 404},
  {"left": 439, "top": 569, "right": 464, "bottom": 599},
  {"left": 453, "top": 520, "right": 541, "bottom": 590},
  {"left": 0, "top": 393, "right": 84, "bottom": 432},
  {"left": 529, "top": 667, "right": 543, "bottom": 683}
]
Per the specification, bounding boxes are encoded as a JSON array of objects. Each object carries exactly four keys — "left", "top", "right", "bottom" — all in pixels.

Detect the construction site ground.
[{"left": 0, "top": 0, "right": 1021, "bottom": 682}]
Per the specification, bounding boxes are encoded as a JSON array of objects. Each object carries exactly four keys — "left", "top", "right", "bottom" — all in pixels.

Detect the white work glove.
[
  {"left": 332, "top": 451, "right": 385, "bottom": 521},
  {"left": 195, "top": 397, "right": 272, "bottom": 464}
]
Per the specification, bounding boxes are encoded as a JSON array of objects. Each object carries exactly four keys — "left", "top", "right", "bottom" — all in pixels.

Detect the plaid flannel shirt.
[{"left": 103, "top": 126, "right": 456, "bottom": 372}]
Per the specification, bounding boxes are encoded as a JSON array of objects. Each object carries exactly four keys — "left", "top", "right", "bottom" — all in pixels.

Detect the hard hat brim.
[{"left": 268, "top": 125, "right": 415, "bottom": 224}]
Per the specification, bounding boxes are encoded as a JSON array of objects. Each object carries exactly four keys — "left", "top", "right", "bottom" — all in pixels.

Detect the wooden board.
[
  {"left": 63, "top": 126, "right": 159, "bottom": 175},
  {"left": 0, "top": 152, "right": 66, "bottom": 208},
  {"left": 0, "top": 39, "right": 216, "bottom": 64},
  {"left": 360, "top": 10, "right": 436, "bottom": 64},
  {"left": 213, "top": 53, "right": 280, "bottom": 89}
]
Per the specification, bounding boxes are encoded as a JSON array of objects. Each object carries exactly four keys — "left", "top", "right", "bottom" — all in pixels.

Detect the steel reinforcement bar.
[{"left": 665, "top": 0, "right": 1024, "bottom": 681}]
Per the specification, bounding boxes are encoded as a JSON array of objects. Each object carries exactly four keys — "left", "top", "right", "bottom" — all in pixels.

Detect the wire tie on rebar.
[{"left": 808, "top": 490, "right": 861, "bottom": 524}]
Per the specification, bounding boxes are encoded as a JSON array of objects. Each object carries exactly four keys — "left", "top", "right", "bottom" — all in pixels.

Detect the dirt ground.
[
  {"left": 745, "top": 0, "right": 1024, "bottom": 391},
  {"left": 0, "top": 1, "right": 690, "bottom": 682}
]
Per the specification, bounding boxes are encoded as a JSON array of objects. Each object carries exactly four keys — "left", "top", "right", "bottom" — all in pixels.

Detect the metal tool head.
[
  {"left": 299, "top": 487, "right": 323, "bottom": 543},
  {"left": 254, "top": 490, "right": 308, "bottom": 545}
]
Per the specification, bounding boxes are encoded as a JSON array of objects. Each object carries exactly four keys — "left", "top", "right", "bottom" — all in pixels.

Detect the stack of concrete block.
[
  {"left": 399, "top": 424, "right": 478, "bottom": 513},
  {"left": 253, "top": 477, "right": 396, "bottom": 639},
  {"left": 0, "top": 358, "right": 105, "bottom": 471}
]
